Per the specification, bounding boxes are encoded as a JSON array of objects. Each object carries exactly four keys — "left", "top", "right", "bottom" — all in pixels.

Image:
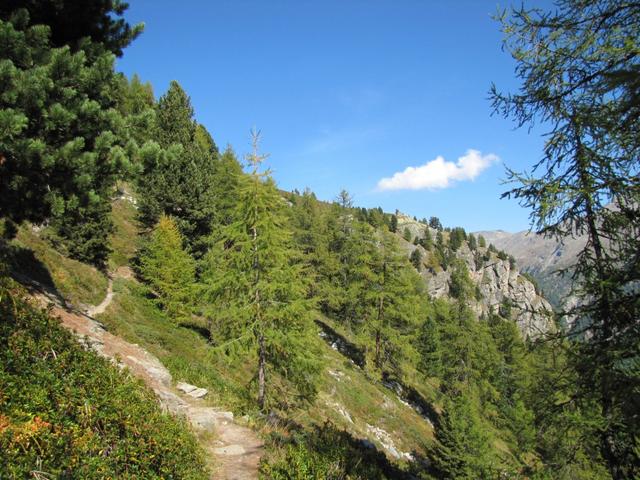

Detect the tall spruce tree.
[
  {"left": 203, "top": 131, "right": 320, "bottom": 409},
  {"left": 493, "top": 1, "right": 640, "bottom": 476}
]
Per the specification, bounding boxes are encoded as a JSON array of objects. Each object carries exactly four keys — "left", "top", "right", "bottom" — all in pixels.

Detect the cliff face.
[
  {"left": 396, "top": 215, "right": 554, "bottom": 338},
  {"left": 476, "top": 229, "right": 583, "bottom": 311}
]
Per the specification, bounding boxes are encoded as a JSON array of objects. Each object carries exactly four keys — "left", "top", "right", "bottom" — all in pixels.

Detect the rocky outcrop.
[
  {"left": 396, "top": 214, "right": 554, "bottom": 338},
  {"left": 473, "top": 256, "right": 553, "bottom": 338},
  {"left": 316, "top": 319, "right": 366, "bottom": 367},
  {"left": 476, "top": 229, "right": 583, "bottom": 311}
]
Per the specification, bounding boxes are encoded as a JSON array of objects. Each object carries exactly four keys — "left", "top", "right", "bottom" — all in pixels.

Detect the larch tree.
[
  {"left": 203, "top": 130, "right": 320, "bottom": 409},
  {"left": 492, "top": 1, "right": 640, "bottom": 476},
  {"left": 429, "top": 393, "right": 498, "bottom": 479},
  {"left": 138, "top": 215, "right": 195, "bottom": 325},
  {"left": 366, "top": 231, "right": 424, "bottom": 373}
]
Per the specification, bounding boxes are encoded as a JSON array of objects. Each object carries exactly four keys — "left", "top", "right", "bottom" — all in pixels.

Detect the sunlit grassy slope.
[{"left": 9, "top": 225, "right": 108, "bottom": 307}]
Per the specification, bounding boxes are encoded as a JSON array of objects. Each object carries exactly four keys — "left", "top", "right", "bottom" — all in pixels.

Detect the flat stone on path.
[
  {"left": 177, "top": 381, "right": 209, "bottom": 398},
  {"left": 214, "top": 444, "right": 246, "bottom": 456}
]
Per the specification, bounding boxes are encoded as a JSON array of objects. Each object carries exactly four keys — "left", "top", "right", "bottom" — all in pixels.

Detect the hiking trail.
[{"left": 32, "top": 269, "right": 263, "bottom": 480}]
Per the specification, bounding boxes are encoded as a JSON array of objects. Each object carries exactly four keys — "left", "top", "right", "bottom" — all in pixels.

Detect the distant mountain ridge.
[{"left": 474, "top": 229, "right": 585, "bottom": 310}]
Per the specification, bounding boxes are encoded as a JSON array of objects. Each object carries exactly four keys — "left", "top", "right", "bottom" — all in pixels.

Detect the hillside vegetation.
[
  {"left": 1, "top": 1, "right": 637, "bottom": 479},
  {"left": 0, "top": 277, "right": 209, "bottom": 479}
]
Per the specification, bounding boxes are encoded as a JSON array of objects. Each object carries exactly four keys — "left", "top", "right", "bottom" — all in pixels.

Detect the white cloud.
[{"left": 376, "top": 149, "right": 500, "bottom": 191}]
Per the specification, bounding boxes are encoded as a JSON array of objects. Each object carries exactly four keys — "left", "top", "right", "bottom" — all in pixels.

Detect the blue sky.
[{"left": 116, "top": 0, "right": 552, "bottom": 232}]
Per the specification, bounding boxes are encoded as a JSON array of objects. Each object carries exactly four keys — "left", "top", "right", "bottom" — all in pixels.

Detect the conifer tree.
[
  {"left": 138, "top": 215, "right": 195, "bottom": 324},
  {"left": 288, "top": 188, "right": 329, "bottom": 300},
  {"left": 429, "top": 216, "right": 443, "bottom": 231},
  {"left": 137, "top": 81, "right": 217, "bottom": 256},
  {"left": 0, "top": 8, "right": 136, "bottom": 266},
  {"left": 203, "top": 131, "right": 320, "bottom": 409},
  {"left": 467, "top": 233, "right": 477, "bottom": 251},
  {"left": 448, "top": 260, "right": 474, "bottom": 301},
  {"left": 417, "top": 314, "right": 442, "bottom": 377},
  {"left": 410, "top": 248, "right": 422, "bottom": 271},
  {"left": 117, "top": 73, "right": 156, "bottom": 146},
  {"left": 429, "top": 394, "right": 498, "bottom": 479},
  {"left": 449, "top": 227, "right": 466, "bottom": 252},
  {"left": 420, "top": 227, "right": 433, "bottom": 250},
  {"left": 211, "top": 146, "right": 243, "bottom": 228},
  {"left": 389, "top": 214, "right": 398, "bottom": 233},
  {"left": 0, "top": 1, "right": 143, "bottom": 60},
  {"left": 493, "top": 2, "right": 640, "bottom": 474},
  {"left": 357, "top": 231, "right": 424, "bottom": 373}
]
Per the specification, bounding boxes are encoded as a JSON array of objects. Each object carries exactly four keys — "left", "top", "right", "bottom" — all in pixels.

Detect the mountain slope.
[
  {"left": 475, "top": 229, "right": 584, "bottom": 310},
  {"left": 395, "top": 214, "right": 554, "bottom": 337}
]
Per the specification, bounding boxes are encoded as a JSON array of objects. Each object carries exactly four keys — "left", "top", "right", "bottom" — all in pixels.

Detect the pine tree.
[
  {"left": 137, "top": 81, "right": 217, "bottom": 256},
  {"left": 389, "top": 214, "right": 398, "bottom": 233},
  {"left": 420, "top": 227, "right": 433, "bottom": 250},
  {"left": 429, "top": 216, "right": 443, "bottom": 231},
  {"left": 117, "top": 73, "right": 156, "bottom": 147},
  {"left": 138, "top": 215, "right": 195, "bottom": 324},
  {"left": 448, "top": 260, "right": 473, "bottom": 301},
  {"left": 0, "top": 8, "right": 136, "bottom": 266},
  {"left": 467, "top": 233, "right": 477, "bottom": 250},
  {"left": 449, "top": 227, "right": 466, "bottom": 251},
  {"left": 0, "top": 0, "right": 143, "bottom": 60},
  {"left": 410, "top": 248, "right": 422, "bottom": 271},
  {"left": 203, "top": 131, "right": 320, "bottom": 409}
]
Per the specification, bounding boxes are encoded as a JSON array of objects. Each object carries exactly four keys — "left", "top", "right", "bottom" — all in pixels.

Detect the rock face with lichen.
[{"left": 394, "top": 213, "right": 554, "bottom": 338}]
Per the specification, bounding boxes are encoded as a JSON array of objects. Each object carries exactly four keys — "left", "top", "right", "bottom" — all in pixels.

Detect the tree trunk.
[
  {"left": 375, "top": 294, "right": 384, "bottom": 368},
  {"left": 575, "top": 123, "right": 620, "bottom": 479},
  {"left": 257, "top": 330, "right": 266, "bottom": 410}
]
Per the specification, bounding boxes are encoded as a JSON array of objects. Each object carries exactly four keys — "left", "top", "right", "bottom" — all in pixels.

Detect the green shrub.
[{"left": 0, "top": 277, "right": 209, "bottom": 479}]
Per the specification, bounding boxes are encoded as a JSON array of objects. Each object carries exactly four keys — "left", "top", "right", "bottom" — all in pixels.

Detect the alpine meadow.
[{"left": 0, "top": 1, "right": 638, "bottom": 479}]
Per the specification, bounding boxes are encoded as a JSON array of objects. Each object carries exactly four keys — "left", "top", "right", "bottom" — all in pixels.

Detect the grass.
[
  {"left": 108, "top": 196, "right": 140, "bottom": 270},
  {"left": 96, "top": 274, "right": 435, "bottom": 466},
  {"left": 0, "top": 277, "right": 210, "bottom": 479},
  {"left": 98, "top": 277, "right": 255, "bottom": 412},
  {"left": 9, "top": 225, "right": 108, "bottom": 307}
]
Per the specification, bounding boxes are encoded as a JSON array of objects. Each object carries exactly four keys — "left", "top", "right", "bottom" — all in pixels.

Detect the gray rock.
[{"left": 177, "top": 381, "right": 208, "bottom": 398}]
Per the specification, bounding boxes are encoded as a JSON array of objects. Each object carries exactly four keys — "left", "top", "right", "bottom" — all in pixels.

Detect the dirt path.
[
  {"left": 33, "top": 275, "right": 264, "bottom": 480},
  {"left": 85, "top": 277, "right": 113, "bottom": 317}
]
